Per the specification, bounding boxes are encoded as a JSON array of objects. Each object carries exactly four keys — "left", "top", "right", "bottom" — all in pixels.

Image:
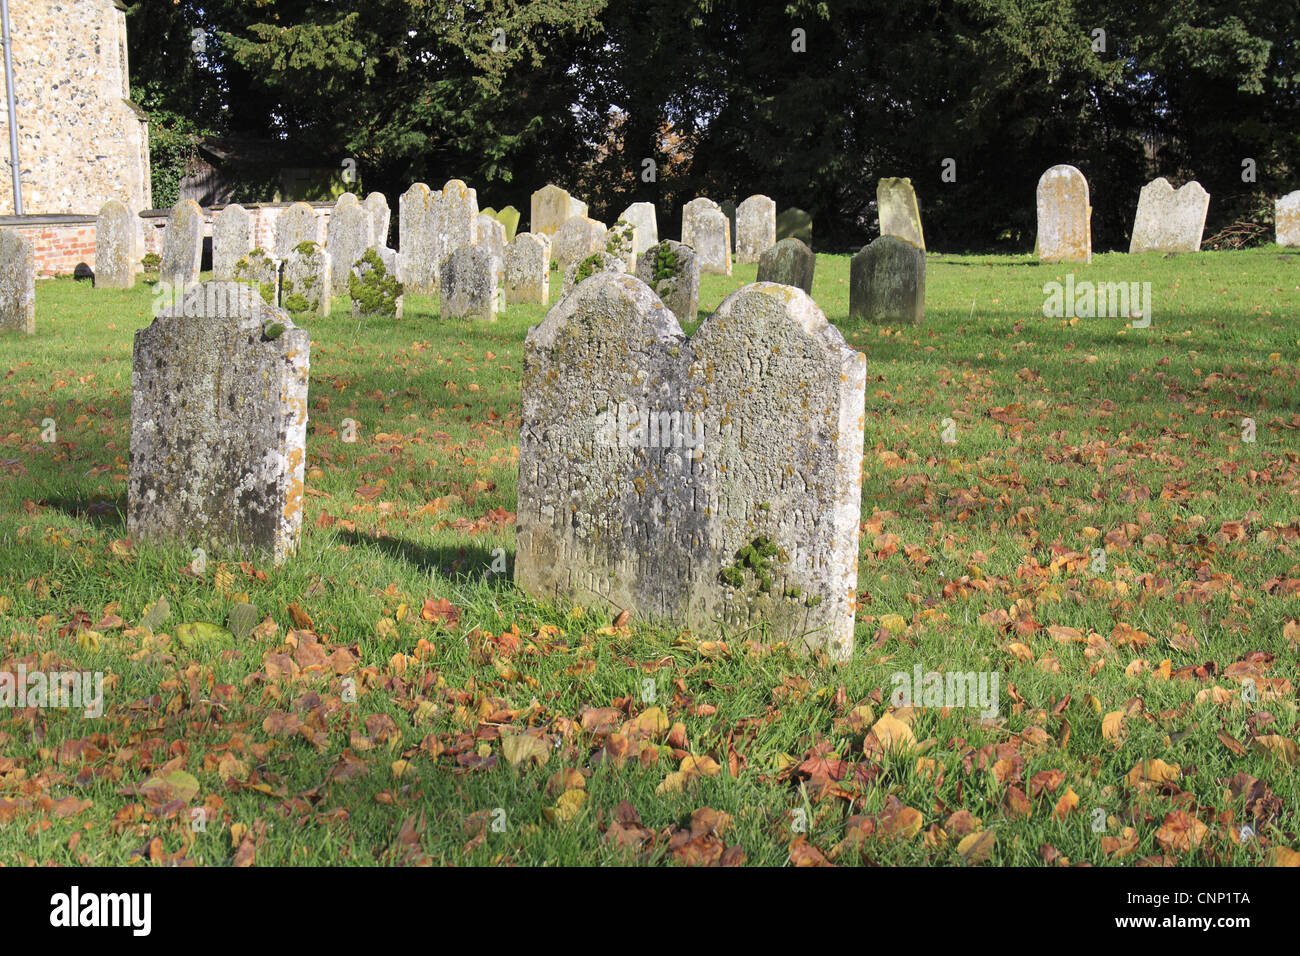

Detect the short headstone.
[
  {"left": 475, "top": 213, "right": 507, "bottom": 263},
  {"left": 635, "top": 239, "right": 699, "bottom": 323},
  {"left": 775, "top": 208, "right": 813, "bottom": 247},
  {"left": 94, "top": 199, "right": 134, "bottom": 289},
  {"left": 440, "top": 243, "right": 501, "bottom": 321},
  {"left": 619, "top": 202, "right": 658, "bottom": 258},
  {"left": 0, "top": 228, "right": 34, "bottom": 334},
  {"left": 849, "top": 235, "right": 925, "bottom": 325},
  {"left": 1036, "top": 165, "right": 1091, "bottom": 263},
  {"left": 364, "top": 192, "right": 391, "bottom": 247},
  {"left": 877, "top": 178, "right": 925, "bottom": 250},
  {"left": 349, "top": 247, "right": 403, "bottom": 318},
  {"left": 552, "top": 216, "right": 607, "bottom": 273},
  {"left": 505, "top": 232, "right": 550, "bottom": 306},
  {"left": 276, "top": 202, "right": 319, "bottom": 260},
  {"left": 681, "top": 197, "right": 719, "bottom": 248},
  {"left": 160, "top": 199, "right": 204, "bottom": 291},
  {"left": 128, "top": 280, "right": 310, "bottom": 565},
  {"left": 515, "top": 275, "right": 866, "bottom": 661},
  {"left": 398, "top": 183, "right": 439, "bottom": 294},
  {"left": 562, "top": 250, "right": 625, "bottom": 296},
  {"left": 735, "top": 195, "right": 777, "bottom": 264},
  {"left": 281, "top": 241, "right": 331, "bottom": 316},
  {"left": 531, "top": 184, "right": 577, "bottom": 236},
  {"left": 756, "top": 237, "right": 815, "bottom": 294},
  {"left": 213, "top": 204, "right": 253, "bottom": 281},
  {"left": 326, "top": 193, "right": 373, "bottom": 297},
  {"left": 233, "top": 248, "right": 280, "bottom": 306},
  {"left": 1128, "top": 178, "right": 1210, "bottom": 253},
  {"left": 1279, "top": 191, "right": 1300, "bottom": 247}
]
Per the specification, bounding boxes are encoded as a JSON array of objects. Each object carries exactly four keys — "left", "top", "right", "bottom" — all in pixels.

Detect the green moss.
[
  {"left": 652, "top": 243, "right": 680, "bottom": 283},
  {"left": 284, "top": 293, "right": 312, "bottom": 314},
  {"left": 348, "top": 248, "right": 403, "bottom": 316},
  {"left": 574, "top": 252, "right": 604, "bottom": 285},
  {"left": 718, "top": 534, "right": 787, "bottom": 595},
  {"left": 141, "top": 252, "right": 161, "bottom": 277},
  {"left": 295, "top": 240, "right": 319, "bottom": 257}
]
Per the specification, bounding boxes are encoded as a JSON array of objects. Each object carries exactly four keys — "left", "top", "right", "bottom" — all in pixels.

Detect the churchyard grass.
[{"left": 0, "top": 247, "right": 1297, "bottom": 865}]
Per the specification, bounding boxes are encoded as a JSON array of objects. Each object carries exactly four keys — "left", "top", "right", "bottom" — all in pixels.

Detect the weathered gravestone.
[
  {"left": 326, "top": 193, "right": 373, "bottom": 297},
  {"left": 505, "top": 232, "right": 550, "bottom": 306},
  {"left": 398, "top": 183, "right": 439, "bottom": 294},
  {"left": 553, "top": 216, "right": 607, "bottom": 273},
  {"left": 568, "top": 195, "right": 589, "bottom": 220},
  {"left": 849, "top": 235, "right": 925, "bottom": 325},
  {"left": 437, "top": 179, "right": 478, "bottom": 270},
  {"left": 276, "top": 202, "right": 319, "bottom": 260},
  {"left": 531, "top": 184, "right": 578, "bottom": 236},
  {"left": 562, "top": 250, "right": 625, "bottom": 296},
  {"left": 364, "top": 192, "right": 391, "bottom": 247},
  {"left": 1279, "top": 191, "right": 1300, "bottom": 247},
  {"left": 877, "top": 178, "right": 925, "bottom": 250},
  {"left": 440, "top": 243, "right": 501, "bottom": 321},
  {"left": 681, "top": 198, "right": 718, "bottom": 248},
  {"left": 721, "top": 201, "right": 737, "bottom": 252},
  {"left": 481, "top": 206, "right": 521, "bottom": 243},
  {"left": 128, "top": 281, "right": 309, "bottom": 565},
  {"left": 213, "top": 204, "right": 253, "bottom": 281},
  {"left": 1129, "top": 178, "right": 1210, "bottom": 253},
  {"left": 689, "top": 206, "right": 732, "bottom": 276},
  {"left": 756, "top": 237, "right": 815, "bottom": 294},
  {"left": 736, "top": 195, "right": 776, "bottom": 264},
  {"left": 619, "top": 202, "right": 658, "bottom": 258},
  {"left": 233, "top": 248, "right": 279, "bottom": 305},
  {"left": 94, "top": 199, "right": 134, "bottom": 289},
  {"left": 0, "top": 229, "right": 34, "bottom": 334},
  {"left": 776, "top": 208, "right": 813, "bottom": 247},
  {"left": 635, "top": 240, "right": 699, "bottom": 323},
  {"left": 475, "top": 213, "right": 507, "bottom": 264},
  {"left": 515, "top": 275, "right": 866, "bottom": 661},
  {"left": 350, "top": 247, "right": 403, "bottom": 318},
  {"left": 160, "top": 199, "right": 204, "bottom": 290},
  {"left": 281, "top": 241, "right": 331, "bottom": 316},
  {"left": 1036, "top": 165, "right": 1091, "bottom": 263},
  {"left": 607, "top": 219, "right": 638, "bottom": 271}
]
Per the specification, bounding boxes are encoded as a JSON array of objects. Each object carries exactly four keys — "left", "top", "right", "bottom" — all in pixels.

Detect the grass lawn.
[{"left": 1, "top": 247, "right": 1297, "bottom": 866}]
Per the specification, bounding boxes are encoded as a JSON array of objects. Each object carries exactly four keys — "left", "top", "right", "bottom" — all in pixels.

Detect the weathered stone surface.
[
  {"left": 776, "top": 208, "right": 813, "bottom": 246},
  {"left": 1036, "top": 165, "right": 1091, "bottom": 263},
  {"left": 128, "top": 281, "right": 310, "bottom": 565},
  {"left": 516, "top": 275, "right": 866, "bottom": 660},
  {"left": 1128, "top": 178, "right": 1210, "bottom": 253},
  {"left": 756, "top": 237, "right": 815, "bottom": 294},
  {"left": 94, "top": 199, "right": 134, "bottom": 289},
  {"left": 439, "top": 243, "right": 501, "bottom": 321},
  {"left": 398, "top": 183, "right": 439, "bottom": 294},
  {"left": 619, "top": 202, "right": 658, "bottom": 258},
  {"left": 607, "top": 219, "right": 639, "bottom": 271},
  {"left": 531, "top": 184, "right": 578, "bottom": 236},
  {"left": 281, "top": 241, "right": 331, "bottom": 316},
  {"left": 635, "top": 240, "right": 699, "bottom": 323},
  {"left": 877, "top": 177, "right": 925, "bottom": 250},
  {"left": 326, "top": 193, "right": 373, "bottom": 297},
  {"left": 0, "top": 228, "right": 34, "bottom": 333},
  {"left": 213, "top": 204, "right": 253, "bottom": 281},
  {"left": 504, "top": 232, "right": 550, "bottom": 306},
  {"left": 690, "top": 207, "right": 732, "bottom": 276},
  {"left": 568, "top": 196, "right": 589, "bottom": 220},
  {"left": 735, "top": 195, "right": 777, "bottom": 264},
  {"left": 1279, "top": 191, "right": 1300, "bottom": 247},
  {"left": 553, "top": 216, "right": 607, "bottom": 273},
  {"left": 438, "top": 179, "right": 478, "bottom": 269},
  {"left": 276, "top": 202, "right": 319, "bottom": 260},
  {"left": 849, "top": 235, "right": 925, "bottom": 325},
  {"left": 349, "top": 247, "right": 403, "bottom": 318},
  {"left": 562, "top": 250, "right": 625, "bottom": 296},
  {"left": 364, "top": 192, "right": 391, "bottom": 247},
  {"left": 233, "top": 248, "right": 279, "bottom": 306},
  {"left": 721, "top": 200, "right": 737, "bottom": 251},
  {"left": 160, "top": 199, "right": 204, "bottom": 290},
  {"left": 681, "top": 197, "right": 719, "bottom": 248},
  {"left": 475, "top": 213, "right": 507, "bottom": 264}
]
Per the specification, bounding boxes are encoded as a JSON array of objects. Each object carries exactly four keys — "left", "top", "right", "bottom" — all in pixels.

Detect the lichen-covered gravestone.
[
  {"left": 0, "top": 228, "right": 34, "bottom": 334},
  {"left": 437, "top": 179, "right": 478, "bottom": 271},
  {"left": 735, "top": 195, "right": 776, "bottom": 264},
  {"left": 877, "top": 178, "right": 925, "bottom": 250},
  {"left": 680, "top": 198, "right": 718, "bottom": 248},
  {"left": 504, "top": 232, "right": 550, "bottom": 307},
  {"left": 213, "top": 203, "right": 253, "bottom": 280},
  {"left": 349, "top": 247, "right": 403, "bottom": 318},
  {"left": 562, "top": 250, "right": 625, "bottom": 296},
  {"left": 475, "top": 213, "right": 507, "bottom": 264},
  {"left": 553, "top": 216, "right": 607, "bottom": 273},
  {"left": 515, "top": 275, "right": 866, "bottom": 661},
  {"left": 94, "top": 199, "right": 134, "bottom": 289},
  {"left": 364, "top": 192, "right": 391, "bottom": 247},
  {"left": 1036, "top": 165, "right": 1091, "bottom": 263},
  {"left": 398, "top": 183, "right": 439, "bottom": 294},
  {"left": 326, "top": 193, "right": 373, "bottom": 297},
  {"left": 1278, "top": 191, "right": 1300, "bottom": 247},
  {"left": 440, "top": 243, "right": 501, "bottom": 321},
  {"left": 849, "top": 235, "right": 925, "bottom": 325},
  {"left": 1128, "top": 178, "right": 1210, "bottom": 253},
  {"left": 635, "top": 239, "right": 699, "bottom": 323},
  {"left": 530, "top": 184, "right": 576, "bottom": 236},
  {"left": 776, "top": 208, "right": 813, "bottom": 247},
  {"left": 281, "top": 241, "right": 331, "bottom": 316},
  {"left": 128, "top": 280, "right": 310, "bottom": 565},
  {"left": 160, "top": 199, "right": 204, "bottom": 291},
  {"left": 276, "top": 202, "right": 319, "bottom": 260},
  {"left": 756, "top": 237, "right": 815, "bottom": 294},
  {"left": 619, "top": 202, "right": 658, "bottom": 258},
  {"left": 689, "top": 206, "right": 732, "bottom": 276},
  {"left": 233, "top": 248, "right": 279, "bottom": 305},
  {"left": 607, "top": 219, "right": 639, "bottom": 271}
]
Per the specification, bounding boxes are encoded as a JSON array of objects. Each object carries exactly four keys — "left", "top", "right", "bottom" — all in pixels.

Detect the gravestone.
[
  {"left": 212, "top": 203, "right": 253, "bottom": 281},
  {"left": 849, "top": 235, "right": 925, "bottom": 325},
  {"left": 326, "top": 193, "right": 373, "bottom": 297},
  {"left": 437, "top": 179, "right": 478, "bottom": 270},
  {"left": 562, "top": 250, "right": 625, "bottom": 296},
  {"left": 531, "top": 184, "right": 577, "bottom": 236},
  {"left": 160, "top": 199, "right": 204, "bottom": 291},
  {"left": 736, "top": 195, "right": 777, "bottom": 264},
  {"left": 553, "top": 216, "right": 607, "bottom": 273},
  {"left": 398, "top": 183, "right": 439, "bottom": 294},
  {"left": 1128, "top": 178, "right": 1210, "bottom": 253},
  {"left": 475, "top": 213, "right": 507, "bottom": 264},
  {"left": 607, "top": 219, "right": 639, "bottom": 271},
  {"left": 94, "top": 199, "right": 134, "bottom": 289},
  {"left": 505, "top": 232, "right": 550, "bottom": 306},
  {"left": 681, "top": 197, "right": 719, "bottom": 248},
  {"left": 721, "top": 200, "right": 737, "bottom": 252},
  {"left": 440, "top": 243, "right": 501, "bottom": 321},
  {"left": 619, "top": 202, "right": 658, "bottom": 258},
  {"left": 128, "top": 281, "right": 310, "bottom": 565},
  {"left": 0, "top": 229, "right": 34, "bottom": 334},
  {"left": 350, "top": 247, "right": 403, "bottom": 318},
  {"left": 635, "top": 240, "right": 699, "bottom": 323},
  {"left": 877, "top": 178, "right": 925, "bottom": 250},
  {"left": 756, "top": 237, "right": 815, "bottom": 294},
  {"left": 776, "top": 208, "right": 813, "bottom": 247},
  {"left": 1279, "top": 191, "right": 1300, "bottom": 247},
  {"left": 233, "top": 248, "right": 279, "bottom": 305},
  {"left": 276, "top": 202, "right": 319, "bottom": 260},
  {"left": 281, "top": 241, "right": 331, "bottom": 316},
  {"left": 482, "top": 206, "right": 521, "bottom": 242},
  {"left": 691, "top": 207, "right": 732, "bottom": 276},
  {"left": 364, "top": 192, "right": 391, "bottom": 247},
  {"left": 1036, "top": 165, "right": 1091, "bottom": 263},
  {"left": 568, "top": 196, "right": 589, "bottom": 220},
  {"left": 515, "top": 275, "right": 866, "bottom": 661}
]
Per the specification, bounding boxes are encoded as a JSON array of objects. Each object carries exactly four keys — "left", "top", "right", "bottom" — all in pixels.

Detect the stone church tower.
[{"left": 0, "top": 0, "right": 150, "bottom": 214}]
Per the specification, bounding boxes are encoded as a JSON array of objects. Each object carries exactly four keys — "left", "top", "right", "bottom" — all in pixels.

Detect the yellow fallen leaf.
[
  {"left": 1252, "top": 735, "right": 1299, "bottom": 765},
  {"left": 957, "top": 829, "right": 995, "bottom": 865},
  {"left": 1102, "top": 711, "right": 1126, "bottom": 745},
  {"left": 501, "top": 733, "right": 552, "bottom": 769},
  {"left": 1126, "top": 758, "right": 1180, "bottom": 787},
  {"left": 870, "top": 713, "right": 916, "bottom": 753},
  {"left": 546, "top": 789, "right": 586, "bottom": 824},
  {"left": 1054, "top": 787, "right": 1080, "bottom": 819}
]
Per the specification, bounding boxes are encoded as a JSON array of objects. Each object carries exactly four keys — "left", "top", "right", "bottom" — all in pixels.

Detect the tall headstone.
[
  {"left": 160, "top": 199, "right": 204, "bottom": 291},
  {"left": 0, "top": 229, "right": 34, "bottom": 334},
  {"left": 1277, "top": 191, "right": 1300, "bottom": 247},
  {"left": 735, "top": 195, "right": 777, "bottom": 264},
  {"left": 1036, "top": 165, "right": 1091, "bottom": 263},
  {"left": 233, "top": 248, "right": 279, "bottom": 305},
  {"left": 94, "top": 199, "right": 134, "bottom": 289},
  {"left": 398, "top": 183, "right": 439, "bottom": 294},
  {"left": 635, "top": 240, "right": 699, "bottom": 323},
  {"left": 553, "top": 216, "right": 607, "bottom": 273},
  {"left": 275, "top": 203, "right": 318, "bottom": 260},
  {"left": 326, "top": 193, "right": 373, "bottom": 297},
  {"left": 877, "top": 178, "right": 925, "bottom": 250},
  {"left": 690, "top": 207, "right": 732, "bottom": 276},
  {"left": 128, "top": 281, "right": 310, "bottom": 565},
  {"left": 515, "top": 275, "right": 866, "bottom": 661},
  {"left": 568, "top": 196, "right": 589, "bottom": 220},
  {"left": 475, "top": 213, "right": 507, "bottom": 264},
  {"left": 437, "top": 179, "right": 478, "bottom": 270},
  {"left": 212, "top": 203, "right": 253, "bottom": 281},
  {"left": 505, "top": 232, "right": 550, "bottom": 307},
  {"left": 1128, "top": 178, "right": 1210, "bottom": 253},
  {"left": 776, "top": 208, "right": 813, "bottom": 247},
  {"left": 850, "top": 236, "right": 925, "bottom": 325},
  {"left": 531, "top": 184, "right": 577, "bottom": 236},
  {"left": 440, "top": 243, "right": 501, "bottom": 321},
  {"left": 281, "top": 242, "right": 331, "bottom": 316},
  {"left": 756, "top": 237, "right": 815, "bottom": 294},
  {"left": 364, "top": 192, "right": 391, "bottom": 247},
  {"left": 681, "top": 197, "right": 719, "bottom": 248},
  {"left": 619, "top": 202, "right": 658, "bottom": 258}
]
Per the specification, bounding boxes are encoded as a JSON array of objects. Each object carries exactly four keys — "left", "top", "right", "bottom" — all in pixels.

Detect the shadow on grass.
[
  {"left": 43, "top": 494, "right": 126, "bottom": 529},
  {"left": 336, "top": 527, "right": 514, "bottom": 589}
]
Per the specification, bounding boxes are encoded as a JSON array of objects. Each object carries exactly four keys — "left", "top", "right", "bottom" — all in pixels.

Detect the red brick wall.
[{"left": 5, "top": 222, "right": 98, "bottom": 277}]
